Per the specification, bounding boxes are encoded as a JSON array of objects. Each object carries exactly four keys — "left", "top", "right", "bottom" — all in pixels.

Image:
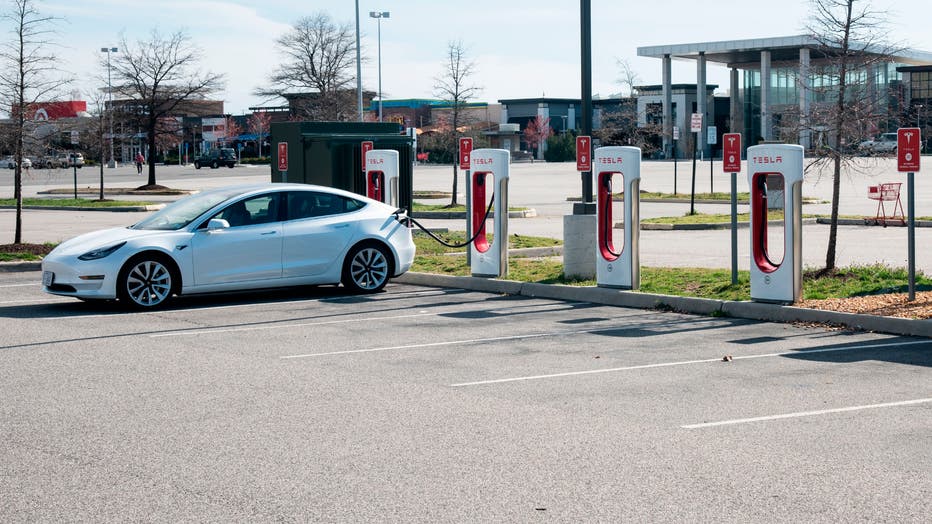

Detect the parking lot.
[{"left": 2, "top": 270, "right": 930, "bottom": 521}]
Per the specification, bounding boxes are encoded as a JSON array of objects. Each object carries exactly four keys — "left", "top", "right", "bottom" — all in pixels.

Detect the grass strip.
[{"left": 0, "top": 198, "right": 155, "bottom": 208}]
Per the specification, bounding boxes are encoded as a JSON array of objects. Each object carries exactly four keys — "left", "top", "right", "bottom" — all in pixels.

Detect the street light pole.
[
  {"left": 355, "top": 1, "right": 363, "bottom": 121},
  {"left": 100, "top": 47, "right": 118, "bottom": 168},
  {"left": 369, "top": 11, "right": 389, "bottom": 122}
]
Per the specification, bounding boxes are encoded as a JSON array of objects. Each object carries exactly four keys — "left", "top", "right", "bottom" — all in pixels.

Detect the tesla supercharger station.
[
  {"left": 365, "top": 149, "right": 400, "bottom": 206},
  {"left": 469, "top": 148, "right": 510, "bottom": 278},
  {"left": 593, "top": 146, "right": 641, "bottom": 289},
  {"left": 748, "top": 143, "right": 804, "bottom": 304}
]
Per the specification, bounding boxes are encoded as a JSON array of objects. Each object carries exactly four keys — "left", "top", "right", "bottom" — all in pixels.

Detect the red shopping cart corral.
[{"left": 867, "top": 183, "right": 905, "bottom": 226}]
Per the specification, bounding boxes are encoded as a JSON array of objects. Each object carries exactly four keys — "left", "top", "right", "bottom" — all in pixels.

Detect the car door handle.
[
  {"left": 260, "top": 230, "right": 277, "bottom": 235},
  {"left": 333, "top": 224, "right": 350, "bottom": 229}
]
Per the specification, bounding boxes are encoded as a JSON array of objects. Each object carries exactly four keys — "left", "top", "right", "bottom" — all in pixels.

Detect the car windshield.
[{"left": 131, "top": 188, "right": 246, "bottom": 230}]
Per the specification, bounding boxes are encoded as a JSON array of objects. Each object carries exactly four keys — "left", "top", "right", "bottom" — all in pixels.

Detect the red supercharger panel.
[
  {"left": 361, "top": 141, "right": 374, "bottom": 172},
  {"left": 898, "top": 128, "right": 921, "bottom": 173},
  {"left": 277, "top": 142, "right": 288, "bottom": 172},
  {"left": 459, "top": 137, "right": 473, "bottom": 170},
  {"left": 576, "top": 135, "right": 591, "bottom": 171},
  {"left": 723, "top": 133, "right": 742, "bottom": 173}
]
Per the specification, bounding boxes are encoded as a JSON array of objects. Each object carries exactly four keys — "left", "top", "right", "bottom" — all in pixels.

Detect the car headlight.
[{"left": 77, "top": 241, "right": 126, "bottom": 261}]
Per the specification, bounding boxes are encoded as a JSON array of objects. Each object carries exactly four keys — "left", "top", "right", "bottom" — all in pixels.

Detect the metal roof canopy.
[{"left": 637, "top": 35, "right": 932, "bottom": 68}]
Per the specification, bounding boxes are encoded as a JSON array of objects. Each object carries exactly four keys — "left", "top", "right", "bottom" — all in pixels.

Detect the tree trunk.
[
  {"left": 147, "top": 118, "right": 158, "bottom": 186},
  {"left": 825, "top": 155, "right": 842, "bottom": 270}
]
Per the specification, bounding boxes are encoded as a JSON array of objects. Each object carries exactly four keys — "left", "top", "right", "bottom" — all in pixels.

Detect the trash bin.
[{"left": 270, "top": 121, "right": 415, "bottom": 212}]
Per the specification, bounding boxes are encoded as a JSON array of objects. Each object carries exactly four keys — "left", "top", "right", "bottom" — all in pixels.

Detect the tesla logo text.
[
  {"left": 367, "top": 158, "right": 384, "bottom": 165},
  {"left": 753, "top": 156, "right": 783, "bottom": 164},
  {"left": 597, "top": 157, "right": 623, "bottom": 164},
  {"left": 473, "top": 157, "right": 493, "bottom": 165}
]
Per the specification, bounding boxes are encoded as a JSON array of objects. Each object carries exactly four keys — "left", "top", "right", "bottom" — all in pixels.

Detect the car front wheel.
[
  {"left": 117, "top": 255, "right": 175, "bottom": 309},
  {"left": 194, "top": 161, "right": 201, "bottom": 169},
  {"left": 211, "top": 160, "right": 219, "bottom": 169},
  {"left": 343, "top": 244, "right": 391, "bottom": 293}
]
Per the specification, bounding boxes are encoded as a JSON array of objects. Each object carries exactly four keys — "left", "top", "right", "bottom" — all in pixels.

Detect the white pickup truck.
[{"left": 858, "top": 133, "right": 898, "bottom": 154}]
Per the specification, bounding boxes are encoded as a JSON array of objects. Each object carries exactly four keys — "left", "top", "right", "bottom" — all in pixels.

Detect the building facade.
[{"left": 638, "top": 35, "right": 932, "bottom": 156}]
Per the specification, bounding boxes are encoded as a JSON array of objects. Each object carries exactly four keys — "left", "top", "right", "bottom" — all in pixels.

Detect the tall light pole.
[
  {"left": 355, "top": 1, "right": 363, "bottom": 121},
  {"left": 100, "top": 47, "right": 118, "bottom": 168},
  {"left": 369, "top": 11, "right": 389, "bottom": 122}
]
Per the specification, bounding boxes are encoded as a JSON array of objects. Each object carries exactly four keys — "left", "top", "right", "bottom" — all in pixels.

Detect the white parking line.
[
  {"left": 280, "top": 330, "right": 580, "bottom": 359},
  {"left": 681, "top": 398, "right": 932, "bottom": 429},
  {"left": 151, "top": 312, "right": 434, "bottom": 337},
  {"left": 450, "top": 339, "right": 931, "bottom": 387},
  {"left": 12, "top": 288, "right": 453, "bottom": 320},
  {"left": 0, "top": 283, "right": 37, "bottom": 288}
]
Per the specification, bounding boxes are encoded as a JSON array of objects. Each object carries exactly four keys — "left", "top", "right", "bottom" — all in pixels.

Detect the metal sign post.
[
  {"left": 707, "top": 125, "right": 717, "bottom": 193},
  {"left": 897, "top": 127, "right": 921, "bottom": 301},
  {"left": 673, "top": 126, "right": 679, "bottom": 194},
  {"left": 723, "top": 133, "right": 742, "bottom": 285},
  {"left": 690, "top": 113, "right": 702, "bottom": 214}
]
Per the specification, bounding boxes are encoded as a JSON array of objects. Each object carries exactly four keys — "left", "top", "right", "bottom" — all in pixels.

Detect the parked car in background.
[
  {"left": 858, "top": 133, "right": 898, "bottom": 155},
  {"left": 56, "top": 152, "right": 84, "bottom": 168},
  {"left": 2, "top": 156, "right": 32, "bottom": 169},
  {"left": 194, "top": 148, "right": 237, "bottom": 169},
  {"left": 40, "top": 183, "right": 415, "bottom": 309}
]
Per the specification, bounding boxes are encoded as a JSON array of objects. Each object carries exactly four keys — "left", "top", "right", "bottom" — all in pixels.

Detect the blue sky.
[{"left": 23, "top": 0, "right": 932, "bottom": 116}]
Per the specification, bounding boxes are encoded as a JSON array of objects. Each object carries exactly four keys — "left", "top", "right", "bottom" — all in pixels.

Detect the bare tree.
[
  {"left": 110, "top": 29, "right": 224, "bottom": 187},
  {"left": 615, "top": 57, "right": 641, "bottom": 97},
  {"left": 0, "top": 0, "right": 70, "bottom": 243},
  {"left": 805, "top": 0, "right": 902, "bottom": 271},
  {"left": 257, "top": 13, "right": 358, "bottom": 121},
  {"left": 433, "top": 40, "right": 481, "bottom": 206}
]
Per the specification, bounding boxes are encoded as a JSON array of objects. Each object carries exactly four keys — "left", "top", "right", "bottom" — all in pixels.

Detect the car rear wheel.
[
  {"left": 343, "top": 244, "right": 391, "bottom": 293},
  {"left": 117, "top": 255, "right": 176, "bottom": 309}
]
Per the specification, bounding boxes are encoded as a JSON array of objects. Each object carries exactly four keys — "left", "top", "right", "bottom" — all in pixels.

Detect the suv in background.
[
  {"left": 858, "top": 133, "right": 898, "bottom": 155},
  {"left": 194, "top": 148, "right": 236, "bottom": 169}
]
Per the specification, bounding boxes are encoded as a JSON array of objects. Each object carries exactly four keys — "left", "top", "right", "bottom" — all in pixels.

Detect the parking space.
[{"left": 2, "top": 270, "right": 930, "bottom": 521}]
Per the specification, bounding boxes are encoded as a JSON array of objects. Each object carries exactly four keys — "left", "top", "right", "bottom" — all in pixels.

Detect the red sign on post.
[
  {"left": 361, "top": 141, "right": 374, "bottom": 172},
  {"left": 459, "top": 137, "right": 473, "bottom": 170},
  {"left": 576, "top": 135, "right": 591, "bottom": 171},
  {"left": 722, "top": 133, "right": 742, "bottom": 173},
  {"left": 277, "top": 142, "right": 288, "bottom": 172},
  {"left": 898, "top": 128, "right": 921, "bottom": 172}
]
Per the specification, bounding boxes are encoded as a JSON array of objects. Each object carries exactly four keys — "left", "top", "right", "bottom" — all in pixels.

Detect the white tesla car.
[{"left": 41, "top": 183, "right": 416, "bottom": 309}]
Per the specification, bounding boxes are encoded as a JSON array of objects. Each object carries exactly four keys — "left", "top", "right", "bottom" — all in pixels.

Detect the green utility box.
[{"left": 270, "top": 121, "right": 415, "bottom": 211}]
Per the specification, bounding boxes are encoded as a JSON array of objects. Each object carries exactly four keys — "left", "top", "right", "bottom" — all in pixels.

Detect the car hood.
[{"left": 50, "top": 227, "right": 172, "bottom": 256}]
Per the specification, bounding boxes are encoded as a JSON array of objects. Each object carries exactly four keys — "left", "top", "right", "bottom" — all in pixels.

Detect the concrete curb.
[
  {"left": 0, "top": 261, "right": 41, "bottom": 272},
  {"left": 396, "top": 272, "right": 932, "bottom": 338},
  {"left": 816, "top": 217, "right": 932, "bottom": 227},
  {"left": 639, "top": 218, "right": 818, "bottom": 231},
  {"left": 0, "top": 204, "right": 164, "bottom": 212},
  {"left": 411, "top": 209, "right": 537, "bottom": 219}
]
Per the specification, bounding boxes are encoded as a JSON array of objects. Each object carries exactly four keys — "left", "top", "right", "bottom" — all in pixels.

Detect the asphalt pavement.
[{"left": 2, "top": 274, "right": 930, "bottom": 521}]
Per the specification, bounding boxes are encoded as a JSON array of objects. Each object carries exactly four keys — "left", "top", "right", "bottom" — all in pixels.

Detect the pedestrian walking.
[{"left": 135, "top": 152, "right": 144, "bottom": 174}]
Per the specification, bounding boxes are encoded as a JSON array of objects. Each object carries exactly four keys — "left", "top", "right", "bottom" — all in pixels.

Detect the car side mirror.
[{"left": 207, "top": 218, "right": 230, "bottom": 230}]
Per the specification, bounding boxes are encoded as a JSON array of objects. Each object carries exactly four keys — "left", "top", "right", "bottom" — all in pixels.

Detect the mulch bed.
[{"left": 0, "top": 243, "right": 55, "bottom": 256}]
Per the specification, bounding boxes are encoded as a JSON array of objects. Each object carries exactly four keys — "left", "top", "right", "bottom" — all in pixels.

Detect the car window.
[
  {"left": 286, "top": 191, "right": 366, "bottom": 221},
  {"left": 211, "top": 194, "right": 280, "bottom": 227}
]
